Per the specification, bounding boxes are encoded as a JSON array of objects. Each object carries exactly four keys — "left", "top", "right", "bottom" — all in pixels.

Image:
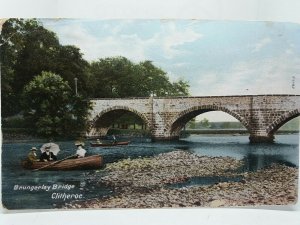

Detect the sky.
[{"left": 41, "top": 19, "right": 300, "bottom": 121}]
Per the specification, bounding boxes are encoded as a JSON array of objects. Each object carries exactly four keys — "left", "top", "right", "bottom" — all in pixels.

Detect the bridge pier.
[
  {"left": 249, "top": 135, "right": 274, "bottom": 143},
  {"left": 151, "top": 135, "right": 179, "bottom": 142}
]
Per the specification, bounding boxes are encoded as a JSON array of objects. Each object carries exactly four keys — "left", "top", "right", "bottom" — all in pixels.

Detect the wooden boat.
[
  {"left": 22, "top": 155, "right": 103, "bottom": 171},
  {"left": 90, "top": 141, "right": 130, "bottom": 147}
]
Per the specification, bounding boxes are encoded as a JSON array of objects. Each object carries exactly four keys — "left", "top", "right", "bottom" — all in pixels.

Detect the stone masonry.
[{"left": 87, "top": 95, "right": 300, "bottom": 143}]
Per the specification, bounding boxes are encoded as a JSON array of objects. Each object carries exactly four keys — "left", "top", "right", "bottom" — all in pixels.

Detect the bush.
[{"left": 2, "top": 117, "right": 29, "bottom": 128}]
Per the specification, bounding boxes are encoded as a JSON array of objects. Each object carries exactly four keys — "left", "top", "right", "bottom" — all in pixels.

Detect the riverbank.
[
  {"left": 181, "top": 129, "right": 299, "bottom": 135},
  {"left": 2, "top": 130, "right": 298, "bottom": 143},
  {"left": 64, "top": 150, "right": 298, "bottom": 209},
  {"left": 1, "top": 127, "right": 53, "bottom": 143},
  {"left": 1, "top": 129, "right": 79, "bottom": 143}
]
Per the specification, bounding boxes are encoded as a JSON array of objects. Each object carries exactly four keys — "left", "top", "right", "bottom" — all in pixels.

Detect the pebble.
[
  {"left": 101, "top": 151, "right": 243, "bottom": 188},
  {"left": 64, "top": 151, "right": 298, "bottom": 209},
  {"left": 209, "top": 199, "right": 226, "bottom": 207}
]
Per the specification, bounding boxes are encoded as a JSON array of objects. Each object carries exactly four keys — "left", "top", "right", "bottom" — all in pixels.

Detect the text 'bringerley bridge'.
[{"left": 87, "top": 95, "right": 300, "bottom": 143}]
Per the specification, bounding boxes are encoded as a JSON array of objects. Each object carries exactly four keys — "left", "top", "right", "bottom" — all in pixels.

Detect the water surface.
[{"left": 1, "top": 134, "right": 299, "bottom": 209}]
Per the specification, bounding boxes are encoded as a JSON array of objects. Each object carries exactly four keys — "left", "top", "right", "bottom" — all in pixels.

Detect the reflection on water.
[
  {"left": 1, "top": 134, "right": 299, "bottom": 209},
  {"left": 181, "top": 134, "right": 299, "bottom": 167}
]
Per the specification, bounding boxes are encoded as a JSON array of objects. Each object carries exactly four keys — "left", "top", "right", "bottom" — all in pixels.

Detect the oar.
[{"left": 32, "top": 154, "right": 77, "bottom": 171}]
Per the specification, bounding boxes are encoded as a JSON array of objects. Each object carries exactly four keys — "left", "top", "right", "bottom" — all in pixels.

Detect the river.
[{"left": 1, "top": 134, "right": 299, "bottom": 210}]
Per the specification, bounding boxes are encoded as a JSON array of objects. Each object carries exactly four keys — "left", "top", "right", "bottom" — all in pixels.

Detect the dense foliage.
[
  {"left": 1, "top": 19, "right": 190, "bottom": 137},
  {"left": 22, "top": 72, "right": 91, "bottom": 137},
  {"left": 88, "top": 57, "right": 189, "bottom": 98},
  {"left": 1, "top": 19, "right": 89, "bottom": 117}
]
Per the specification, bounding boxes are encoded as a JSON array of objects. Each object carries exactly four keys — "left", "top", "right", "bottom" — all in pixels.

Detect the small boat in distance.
[
  {"left": 90, "top": 141, "right": 130, "bottom": 147},
  {"left": 22, "top": 155, "right": 103, "bottom": 171}
]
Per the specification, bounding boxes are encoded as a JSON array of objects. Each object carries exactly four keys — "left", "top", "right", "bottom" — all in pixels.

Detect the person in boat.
[
  {"left": 112, "top": 135, "right": 117, "bottom": 144},
  {"left": 40, "top": 146, "right": 57, "bottom": 162},
  {"left": 75, "top": 142, "right": 86, "bottom": 158},
  {"left": 27, "top": 147, "right": 39, "bottom": 162}
]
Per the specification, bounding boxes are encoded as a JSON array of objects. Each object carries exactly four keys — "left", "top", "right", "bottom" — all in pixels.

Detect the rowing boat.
[
  {"left": 22, "top": 155, "right": 103, "bottom": 170},
  {"left": 90, "top": 141, "right": 130, "bottom": 147}
]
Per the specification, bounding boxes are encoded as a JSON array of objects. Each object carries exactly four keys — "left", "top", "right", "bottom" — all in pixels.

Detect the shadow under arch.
[
  {"left": 267, "top": 109, "right": 300, "bottom": 136},
  {"left": 168, "top": 105, "right": 251, "bottom": 136},
  {"left": 91, "top": 106, "right": 151, "bottom": 132}
]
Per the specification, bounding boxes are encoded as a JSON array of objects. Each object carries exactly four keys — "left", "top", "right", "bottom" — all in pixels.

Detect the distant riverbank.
[
  {"left": 1, "top": 128, "right": 69, "bottom": 143},
  {"left": 181, "top": 129, "right": 299, "bottom": 135},
  {"left": 2, "top": 127, "right": 298, "bottom": 143},
  {"left": 1, "top": 128, "right": 43, "bottom": 143}
]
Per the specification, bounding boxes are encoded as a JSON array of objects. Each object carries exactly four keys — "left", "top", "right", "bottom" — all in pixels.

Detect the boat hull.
[
  {"left": 22, "top": 155, "right": 103, "bottom": 170},
  {"left": 90, "top": 141, "right": 130, "bottom": 147}
]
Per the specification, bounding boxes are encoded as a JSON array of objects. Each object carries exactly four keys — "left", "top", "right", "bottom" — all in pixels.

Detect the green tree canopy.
[
  {"left": 88, "top": 57, "right": 190, "bottom": 98},
  {"left": 1, "top": 19, "right": 42, "bottom": 116},
  {"left": 88, "top": 56, "right": 135, "bottom": 97},
  {"left": 22, "top": 71, "right": 91, "bottom": 137},
  {"left": 1, "top": 19, "right": 89, "bottom": 117}
]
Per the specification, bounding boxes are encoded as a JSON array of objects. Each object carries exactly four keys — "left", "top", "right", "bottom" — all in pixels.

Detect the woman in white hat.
[{"left": 75, "top": 142, "right": 86, "bottom": 158}]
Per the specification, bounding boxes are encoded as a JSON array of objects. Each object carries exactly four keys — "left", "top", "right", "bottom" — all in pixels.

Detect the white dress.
[{"left": 76, "top": 146, "right": 86, "bottom": 157}]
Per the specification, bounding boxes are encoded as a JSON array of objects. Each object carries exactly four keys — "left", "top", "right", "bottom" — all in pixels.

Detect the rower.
[{"left": 112, "top": 135, "right": 117, "bottom": 144}]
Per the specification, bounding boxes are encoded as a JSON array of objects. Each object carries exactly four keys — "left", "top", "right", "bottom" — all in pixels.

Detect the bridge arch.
[
  {"left": 168, "top": 105, "right": 250, "bottom": 136},
  {"left": 88, "top": 95, "right": 300, "bottom": 142},
  {"left": 266, "top": 109, "right": 300, "bottom": 136},
  {"left": 89, "top": 106, "right": 151, "bottom": 137}
]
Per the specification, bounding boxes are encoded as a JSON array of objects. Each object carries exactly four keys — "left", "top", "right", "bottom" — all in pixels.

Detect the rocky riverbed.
[{"left": 64, "top": 150, "right": 298, "bottom": 209}]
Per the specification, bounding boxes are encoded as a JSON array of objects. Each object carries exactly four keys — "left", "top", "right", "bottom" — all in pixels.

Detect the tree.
[
  {"left": 88, "top": 57, "right": 190, "bottom": 98},
  {"left": 187, "top": 118, "right": 196, "bottom": 129},
  {"left": 1, "top": 19, "right": 40, "bottom": 116},
  {"left": 53, "top": 45, "right": 89, "bottom": 96},
  {"left": 22, "top": 71, "right": 91, "bottom": 137},
  {"left": 88, "top": 56, "right": 136, "bottom": 98},
  {"left": 1, "top": 19, "right": 89, "bottom": 117},
  {"left": 170, "top": 79, "right": 190, "bottom": 96},
  {"left": 1, "top": 19, "right": 61, "bottom": 95},
  {"left": 132, "top": 60, "right": 190, "bottom": 97},
  {"left": 136, "top": 60, "right": 172, "bottom": 96},
  {"left": 199, "top": 118, "right": 211, "bottom": 128}
]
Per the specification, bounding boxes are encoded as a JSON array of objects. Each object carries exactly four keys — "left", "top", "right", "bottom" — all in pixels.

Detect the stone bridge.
[{"left": 87, "top": 95, "right": 300, "bottom": 143}]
